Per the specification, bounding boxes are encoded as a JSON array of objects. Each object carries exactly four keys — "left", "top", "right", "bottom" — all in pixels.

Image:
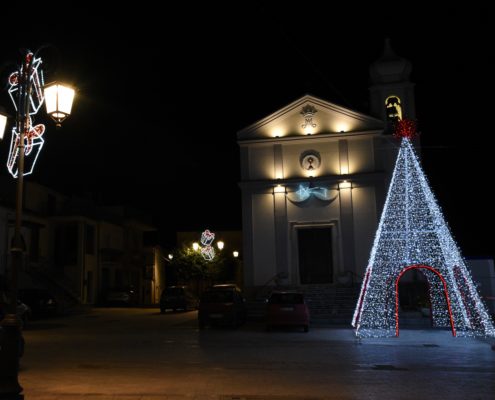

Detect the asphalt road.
[{"left": 20, "top": 308, "right": 495, "bottom": 399}]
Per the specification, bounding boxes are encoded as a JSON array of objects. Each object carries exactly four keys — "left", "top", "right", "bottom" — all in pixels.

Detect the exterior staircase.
[
  {"left": 24, "top": 264, "right": 82, "bottom": 314},
  {"left": 302, "top": 285, "right": 361, "bottom": 325},
  {"left": 398, "top": 310, "right": 433, "bottom": 328},
  {"left": 245, "top": 283, "right": 361, "bottom": 325}
]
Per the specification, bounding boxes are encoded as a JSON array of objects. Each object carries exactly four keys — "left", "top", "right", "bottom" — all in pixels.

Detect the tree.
[{"left": 167, "top": 246, "right": 236, "bottom": 289}]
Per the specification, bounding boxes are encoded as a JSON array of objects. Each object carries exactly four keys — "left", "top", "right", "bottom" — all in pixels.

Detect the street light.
[
  {"left": 0, "top": 109, "right": 8, "bottom": 140},
  {"left": 0, "top": 48, "right": 75, "bottom": 399},
  {"left": 44, "top": 82, "right": 75, "bottom": 127}
]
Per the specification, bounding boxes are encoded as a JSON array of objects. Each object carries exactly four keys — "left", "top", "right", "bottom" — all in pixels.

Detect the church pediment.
[{"left": 237, "top": 94, "right": 384, "bottom": 141}]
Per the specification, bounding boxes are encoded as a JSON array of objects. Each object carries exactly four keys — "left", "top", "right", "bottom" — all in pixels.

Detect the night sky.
[{"left": 0, "top": 4, "right": 493, "bottom": 258}]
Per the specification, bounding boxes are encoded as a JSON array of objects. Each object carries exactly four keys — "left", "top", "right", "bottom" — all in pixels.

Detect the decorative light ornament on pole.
[
  {"left": 0, "top": 49, "right": 75, "bottom": 399},
  {"left": 352, "top": 120, "right": 495, "bottom": 338},
  {"left": 199, "top": 229, "right": 216, "bottom": 261}
]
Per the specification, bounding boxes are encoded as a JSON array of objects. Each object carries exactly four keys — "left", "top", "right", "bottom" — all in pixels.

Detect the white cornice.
[{"left": 238, "top": 129, "right": 384, "bottom": 146}]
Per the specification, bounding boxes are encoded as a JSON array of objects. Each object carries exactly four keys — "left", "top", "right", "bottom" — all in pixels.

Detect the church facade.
[{"left": 238, "top": 41, "right": 416, "bottom": 290}]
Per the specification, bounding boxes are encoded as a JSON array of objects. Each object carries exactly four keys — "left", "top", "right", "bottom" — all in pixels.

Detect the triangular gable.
[{"left": 237, "top": 94, "right": 384, "bottom": 140}]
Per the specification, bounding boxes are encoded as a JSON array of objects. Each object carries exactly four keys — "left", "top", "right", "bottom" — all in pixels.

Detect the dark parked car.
[
  {"left": 266, "top": 291, "right": 310, "bottom": 332},
  {"left": 198, "top": 284, "right": 246, "bottom": 329},
  {"left": 105, "top": 286, "right": 138, "bottom": 306},
  {"left": 0, "top": 290, "right": 31, "bottom": 328},
  {"left": 18, "top": 288, "right": 58, "bottom": 316},
  {"left": 160, "top": 286, "right": 199, "bottom": 313}
]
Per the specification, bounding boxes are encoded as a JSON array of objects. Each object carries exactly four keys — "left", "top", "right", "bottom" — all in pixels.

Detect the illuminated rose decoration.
[
  {"left": 25, "top": 124, "right": 45, "bottom": 155},
  {"left": 8, "top": 72, "right": 18, "bottom": 86}
]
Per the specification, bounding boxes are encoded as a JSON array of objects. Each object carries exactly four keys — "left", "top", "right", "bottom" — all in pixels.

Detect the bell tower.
[{"left": 369, "top": 39, "right": 416, "bottom": 127}]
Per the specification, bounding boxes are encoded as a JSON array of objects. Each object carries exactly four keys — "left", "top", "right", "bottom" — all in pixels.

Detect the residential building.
[{"left": 0, "top": 179, "right": 158, "bottom": 305}]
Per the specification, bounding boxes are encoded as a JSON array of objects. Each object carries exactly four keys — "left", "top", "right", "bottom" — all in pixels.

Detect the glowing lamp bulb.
[
  {"left": 44, "top": 82, "right": 75, "bottom": 126},
  {"left": 0, "top": 111, "right": 7, "bottom": 140},
  {"left": 339, "top": 180, "right": 352, "bottom": 190},
  {"left": 274, "top": 185, "right": 285, "bottom": 193}
]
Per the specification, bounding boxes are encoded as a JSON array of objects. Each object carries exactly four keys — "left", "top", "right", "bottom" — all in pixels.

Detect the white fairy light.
[{"left": 353, "top": 138, "right": 495, "bottom": 338}]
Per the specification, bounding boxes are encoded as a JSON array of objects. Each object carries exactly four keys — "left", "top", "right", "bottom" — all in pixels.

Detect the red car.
[
  {"left": 198, "top": 284, "right": 246, "bottom": 329},
  {"left": 266, "top": 291, "right": 310, "bottom": 332}
]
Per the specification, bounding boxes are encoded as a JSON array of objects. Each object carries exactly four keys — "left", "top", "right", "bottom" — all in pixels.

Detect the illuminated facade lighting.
[
  {"left": 273, "top": 185, "right": 286, "bottom": 194},
  {"left": 0, "top": 111, "right": 7, "bottom": 140},
  {"left": 338, "top": 180, "right": 352, "bottom": 190}
]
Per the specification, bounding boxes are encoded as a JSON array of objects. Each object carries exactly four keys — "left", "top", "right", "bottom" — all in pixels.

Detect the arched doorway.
[{"left": 395, "top": 264, "right": 456, "bottom": 337}]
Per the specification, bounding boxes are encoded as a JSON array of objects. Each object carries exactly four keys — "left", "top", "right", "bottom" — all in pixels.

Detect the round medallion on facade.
[{"left": 300, "top": 150, "right": 321, "bottom": 171}]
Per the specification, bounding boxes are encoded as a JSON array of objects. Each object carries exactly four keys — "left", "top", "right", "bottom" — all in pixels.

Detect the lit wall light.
[
  {"left": 168, "top": 254, "right": 173, "bottom": 260},
  {"left": 340, "top": 165, "right": 349, "bottom": 175},
  {"left": 217, "top": 241, "right": 224, "bottom": 250},
  {"left": 271, "top": 127, "right": 284, "bottom": 138},
  {"left": 273, "top": 184, "right": 286, "bottom": 193},
  {"left": 335, "top": 123, "right": 350, "bottom": 133},
  {"left": 305, "top": 170, "right": 318, "bottom": 178},
  {"left": 233, "top": 251, "right": 239, "bottom": 258},
  {"left": 339, "top": 180, "right": 352, "bottom": 190},
  {"left": 192, "top": 242, "right": 199, "bottom": 251},
  {"left": 304, "top": 125, "right": 314, "bottom": 135}
]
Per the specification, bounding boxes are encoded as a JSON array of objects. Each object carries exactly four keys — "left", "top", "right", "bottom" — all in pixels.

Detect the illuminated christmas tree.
[{"left": 352, "top": 121, "right": 495, "bottom": 337}]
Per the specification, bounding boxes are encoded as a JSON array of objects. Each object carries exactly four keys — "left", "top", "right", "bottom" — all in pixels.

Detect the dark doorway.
[
  {"left": 395, "top": 264, "right": 456, "bottom": 337},
  {"left": 398, "top": 269, "right": 429, "bottom": 312},
  {"left": 298, "top": 227, "right": 333, "bottom": 284},
  {"left": 86, "top": 271, "right": 94, "bottom": 304},
  {"left": 100, "top": 268, "right": 109, "bottom": 303}
]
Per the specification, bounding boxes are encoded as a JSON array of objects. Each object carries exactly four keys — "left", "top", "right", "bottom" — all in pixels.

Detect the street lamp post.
[{"left": 0, "top": 49, "right": 75, "bottom": 399}]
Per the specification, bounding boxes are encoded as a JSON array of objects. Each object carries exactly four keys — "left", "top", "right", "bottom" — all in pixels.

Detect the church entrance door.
[{"left": 298, "top": 227, "right": 333, "bottom": 284}]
